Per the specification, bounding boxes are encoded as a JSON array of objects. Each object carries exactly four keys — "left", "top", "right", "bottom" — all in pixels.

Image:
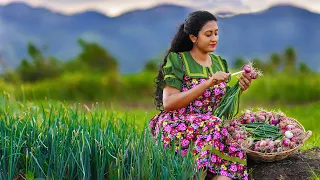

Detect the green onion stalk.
[
  {"left": 214, "top": 62, "right": 263, "bottom": 122},
  {"left": 214, "top": 82, "right": 242, "bottom": 121}
]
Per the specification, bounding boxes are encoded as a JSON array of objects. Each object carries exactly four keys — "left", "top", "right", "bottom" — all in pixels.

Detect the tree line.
[{"left": 1, "top": 42, "right": 314, "bottom": 84}]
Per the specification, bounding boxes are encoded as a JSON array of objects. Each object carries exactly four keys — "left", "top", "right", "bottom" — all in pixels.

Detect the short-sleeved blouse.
[{"left": 162, "top": 51, "right": 230, "bottom": 91}]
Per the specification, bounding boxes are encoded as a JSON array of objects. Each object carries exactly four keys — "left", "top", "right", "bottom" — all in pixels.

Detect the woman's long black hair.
[{"left": 153, "top": 11, "right": 217, "bottom": 110}]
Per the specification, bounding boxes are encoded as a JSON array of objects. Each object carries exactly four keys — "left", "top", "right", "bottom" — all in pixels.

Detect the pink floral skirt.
[{"left": 149, "top": 111, "right": 248, "bottom": 180}]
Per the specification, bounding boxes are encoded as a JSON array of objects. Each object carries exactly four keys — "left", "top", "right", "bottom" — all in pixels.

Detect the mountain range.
[{"left": 0, "top": 2, "right": 319, "bottom": 73}]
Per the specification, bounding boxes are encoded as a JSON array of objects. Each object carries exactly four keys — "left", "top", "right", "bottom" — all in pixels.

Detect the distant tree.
[
  {"left": 28, "top": 42, "right": 44, "bottom": 68},
  {"left": 284, "top": 47, "right": 296, "bottom": 72},
  {"left": 252, "top": 58, "right": 264, "bottom": 70},
  {"left": 143, "top": 58, "right": 160, "bottom": 72},
  {"left": 269, "top": 53, "right": 281, "bottom": 71},
  {"left": 16, "top": 42, "right": 63, "bottom": 82},
  {"left": 76, "top": 39, "right": 118, "bottom": 72},
  {"left": 17, "top": 58, "right": 34, "bottom": 81},
  {"left": 298, "top": 62, "right": 312, "bottom": 73}
]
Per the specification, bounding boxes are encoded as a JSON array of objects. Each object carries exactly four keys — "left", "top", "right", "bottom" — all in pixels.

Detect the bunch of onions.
[
  {"left": 214, "top": 62, "right": 263, "bottom": 120},
  {"left": 227, "top": 110, "right": 306, "bottom": 153}
]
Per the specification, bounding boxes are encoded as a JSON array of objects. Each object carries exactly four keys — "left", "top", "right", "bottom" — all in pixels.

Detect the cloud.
[{"left": 0, "top": 0, "right": 319, "bottom": 17}]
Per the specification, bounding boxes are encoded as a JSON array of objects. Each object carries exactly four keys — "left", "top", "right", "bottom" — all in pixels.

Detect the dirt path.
[{"left": 247, "top": 147, "right": 320, "bottom": 180}]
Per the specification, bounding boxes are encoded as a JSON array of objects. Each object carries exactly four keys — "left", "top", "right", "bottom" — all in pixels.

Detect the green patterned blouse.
[{"left": 162, "top": 51, "right": 230, "bottom": 91}]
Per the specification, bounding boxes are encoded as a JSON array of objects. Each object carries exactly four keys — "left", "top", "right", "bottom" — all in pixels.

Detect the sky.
[{"left": 0, "top": 0, "right": 319, "bottom": 17}]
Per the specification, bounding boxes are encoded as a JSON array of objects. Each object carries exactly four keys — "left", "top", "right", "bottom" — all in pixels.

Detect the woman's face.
[{"left": 192, "top": 20, "right": 219, "bottom": 53}]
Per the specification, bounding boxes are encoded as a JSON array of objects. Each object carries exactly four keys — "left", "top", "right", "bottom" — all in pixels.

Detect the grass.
[
  {"left": 0, "top": 95, "right": 203, "bottom": 179},
  {"left": 1, "top": 71, "right": 319, "bottom": 106}
]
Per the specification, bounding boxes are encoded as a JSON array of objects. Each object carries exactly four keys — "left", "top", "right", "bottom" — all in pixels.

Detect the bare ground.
[{"left": 247, "top": 147, "right": 320, "bottom": 180}]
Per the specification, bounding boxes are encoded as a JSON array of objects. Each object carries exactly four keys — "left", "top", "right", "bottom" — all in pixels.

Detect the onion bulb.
[
  {"left": 285, "top": 131, "right": 293, "bottom": 139},
  {"left": 243, "top": 65, "right": 252, "bottom": 73}
]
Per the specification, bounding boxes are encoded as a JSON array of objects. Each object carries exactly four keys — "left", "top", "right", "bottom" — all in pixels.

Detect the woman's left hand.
[{"left": 239, "top": 72, "right": 252, "bottom": 92}]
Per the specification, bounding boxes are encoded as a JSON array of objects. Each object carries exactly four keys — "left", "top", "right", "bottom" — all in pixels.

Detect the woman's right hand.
[{"left": 205, "top": 71, "right": 230, "bottom": 88}]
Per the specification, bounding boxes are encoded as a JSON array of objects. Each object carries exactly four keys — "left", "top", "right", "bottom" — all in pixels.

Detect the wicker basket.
[{"left": 227, "top": 116, "right": 312, "bottom": 162}]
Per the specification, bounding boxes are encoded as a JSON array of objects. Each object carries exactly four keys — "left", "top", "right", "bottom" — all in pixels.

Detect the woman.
[{"left": 149, "top": 11, "right": 252, "bottom": 180}]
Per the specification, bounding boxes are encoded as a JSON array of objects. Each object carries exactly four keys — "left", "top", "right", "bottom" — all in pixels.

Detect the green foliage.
[
  {"left": 299, "top": 62, "right": 312, "bottom": 73},
  {"left": 14, "top": 43, "right": 63, "bottom": 83},
  {"left": 233, "top": 47, "right": 313, "bottom": 74},
  {"left": 11, "top": 71, "right": 157, "bottom": 103},
  {"left": 240, "top": 72, "right": 320, "bottom": 104},
  {"left": 0, "top": 97, "right": 200, "bottom": 179},
  {"left": 0, "top": 42, "right": 317, "bottom": 105},
  {"left": 72, "top": 39, "right": 118, "bottom": 72},
  {"left": 143, "top": 58, "right": 161, "bottom": 72},
  {"left": 284, "top": 46, "right": 296, "bottom": 72},
  {"left": 269, "top": 53, "right": 281, "bottom": 72},
  {"left": 3, "top": 39, "right": 119, "bottom": 83}
]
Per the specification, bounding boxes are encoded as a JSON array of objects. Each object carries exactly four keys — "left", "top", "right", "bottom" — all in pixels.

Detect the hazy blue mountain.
[{"left": 0, "top": 2, "right": 319, "bottom": 73}]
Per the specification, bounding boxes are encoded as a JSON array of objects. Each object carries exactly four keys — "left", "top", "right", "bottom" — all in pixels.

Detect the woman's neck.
[{"left": 189, "top": 48, "right": 210, "bottom": 64}]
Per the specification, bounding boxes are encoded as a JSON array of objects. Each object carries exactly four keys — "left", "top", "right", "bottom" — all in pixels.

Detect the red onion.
[
  {"left": 260, "top": 140, "right": 267, "bottom": 147},
  {"left": 283, "top": 138, "right": 291, "bottom": 146},
  {"left": 243, "top": 65, "right": 252, "bottom": 73},
  {"left": 292, "top": 128, "right": 303, "bottom": 135},
  {"left": 268, "top": 141, "right": 275, "bottom": 148},
  {"left": 279, "top": 121, "right": 287, "bottom": 129},
  {"left": 228, "top": 126, "right": 235, "bottom": 132},
  {"left": 286, "top": 124, "right": 295, "bottom": 130},
  {"left": 280, "top": 116, "right": 286, "bottom": 121},
  {"left": 291, "top": 136, "right": 297, "bottom": 142},
  {"left": 244, "top": 114, "right": 250, "bottom": 120},
  {"left": 270, "top": 119, "right": 278, "bottom": 125},
  {"left": 251, "top": 71, "right": 258, "bottom": 79},
  {"left": 258, "top": 115, "right": 265, "bottom": 121},
  {"left": 254, "top": 144, "right": 259, "bottom": 151}
]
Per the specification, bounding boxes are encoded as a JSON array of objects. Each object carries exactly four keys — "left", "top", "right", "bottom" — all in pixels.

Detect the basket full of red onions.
[{"left": 225, "top": 109, "right": 312, "bottom": 162}]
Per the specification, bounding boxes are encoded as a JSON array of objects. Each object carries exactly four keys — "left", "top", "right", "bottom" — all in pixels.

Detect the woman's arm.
[
  {"left": 163, "top": 82, "right": 209, "bottom": 111},
  {"left": 163, "top": 71, "right": 230, "bottom": 111}
]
